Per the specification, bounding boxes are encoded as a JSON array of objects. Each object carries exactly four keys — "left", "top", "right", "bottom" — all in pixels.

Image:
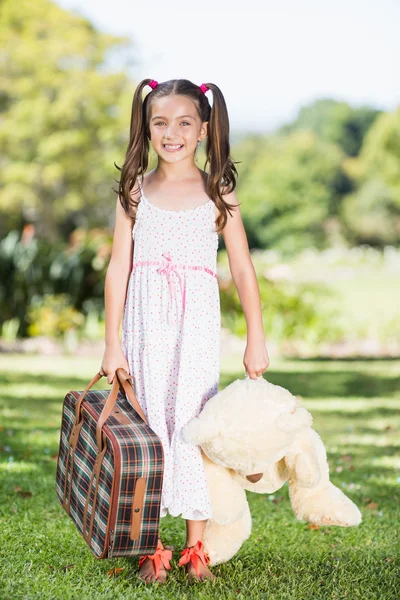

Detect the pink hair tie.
[
  {"left": 199, "top": 83, "right": 209, "bottom": 94},
  {"left": 149, "top": 79, "right": 158, "bottom": 89}
]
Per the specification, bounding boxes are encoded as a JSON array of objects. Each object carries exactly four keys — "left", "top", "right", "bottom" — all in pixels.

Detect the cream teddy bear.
[{"left": 183, "top": 375, "right": 362, "bottom": 566}]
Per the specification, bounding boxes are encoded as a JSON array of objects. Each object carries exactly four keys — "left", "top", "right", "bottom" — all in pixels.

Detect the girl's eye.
[{"left": 154, "top": 121, "right": 190, "bottom": 126}]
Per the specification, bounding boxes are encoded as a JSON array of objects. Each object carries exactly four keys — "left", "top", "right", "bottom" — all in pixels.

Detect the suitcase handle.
[
  {"left": 115, "top": 367, "right": 148, "bottom": 426},
  {"left": 74, "top": 368, "right": 148, "bottom": 452}
]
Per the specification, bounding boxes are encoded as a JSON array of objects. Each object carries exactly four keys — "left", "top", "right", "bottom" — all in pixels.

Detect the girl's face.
[{"left": 148, "top": 94, "right": 208, "bottom": 163}]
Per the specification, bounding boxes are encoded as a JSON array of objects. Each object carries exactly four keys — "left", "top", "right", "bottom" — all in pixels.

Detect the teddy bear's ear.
[
  {"left": 182, "top": 416, "right": 218, "bottom": 445},
  {"left": 276, "top": 406, "right": 313, "bottom": 432},
  {"left": 182, "top": 418, "right": 204, "bottom": 444}
]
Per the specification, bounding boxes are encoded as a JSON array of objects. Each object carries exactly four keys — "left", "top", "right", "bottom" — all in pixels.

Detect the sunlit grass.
[{"left": 0, "top": 353, "right": 399, "bottom": 599}]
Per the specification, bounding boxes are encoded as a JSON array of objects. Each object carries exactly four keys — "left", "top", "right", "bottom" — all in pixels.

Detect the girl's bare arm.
[
  {"left": 221, "top": 189, "right": 270, "bottom": 376},
  {"left": 100, "top": 195, "right": 135, "bottom": 383}
]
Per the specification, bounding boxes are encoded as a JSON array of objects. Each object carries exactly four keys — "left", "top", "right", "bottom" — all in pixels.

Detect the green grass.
[{"left": 0, "top": 354, "right": 399, "bottom": 599}]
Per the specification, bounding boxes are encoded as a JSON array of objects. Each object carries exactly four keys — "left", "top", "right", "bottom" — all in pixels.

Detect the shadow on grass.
[
  {"left": 220, "top": 369, "right": 400, "bottom": 399},
  {"left": 289, "top": 356, "right": 400, "bottom": 362},
  {"left": 1, "top": 364, "right": 398, "bottom": 466},
  {"left": 0, "top": 372, "right": 102, "bottom": 390}
]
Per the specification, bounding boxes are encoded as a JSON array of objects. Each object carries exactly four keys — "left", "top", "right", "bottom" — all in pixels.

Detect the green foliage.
[
  {"left": 0, "top": 318, "right": 20, "bottom": 342},
  {"left": 230, "top": 100, "right": 385, "bottom": 253},
  {"left": 48, "top": 227, "right": 112, "bottom": 310},
  {"left": 234, "top": 131, "right": 351, "bottom": 254},
  {"left": 218, "top": 250, "right": 343, "bottom": 344},
  {"left": 27, "top": 294, "right": 84, "bottom": 338},
  {"left": 0, "top": 228, "right": 60, "bottom": 332},
  {"left": 360, "top": 107, "right": 400, "bottom": 203},
  {"left": 340, "top": 107, "right": 400, "bottom": 245},
  {"left": 340, "top": 179, "right": 398, "bottom": 245},
  {"left": 280, "top": 98, "right": 381, "bottom": 156},
  {"left": 0, "top": 228, "right": 111, "bottom": 336},
  {"left": 221, "top": 277, "right": 342, "bottom": 344},
  {"left": 0, "top": 0, "right": 134, "bottom": 239}
]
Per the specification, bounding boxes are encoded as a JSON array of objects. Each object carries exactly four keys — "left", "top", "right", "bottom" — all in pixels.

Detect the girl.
[{"left": 100, "top": 78, "right": 270, "bottom": 583}]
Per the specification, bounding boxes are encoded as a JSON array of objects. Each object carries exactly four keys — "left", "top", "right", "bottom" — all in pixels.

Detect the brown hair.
[{"left": 114, "top": 78, "right": 240, "bottom": 233}]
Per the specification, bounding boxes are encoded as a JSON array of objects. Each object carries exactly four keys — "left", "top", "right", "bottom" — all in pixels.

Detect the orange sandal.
[
  {"left": 178, "top": 540, "right": 215, "bottom": 581},
  {"left": 138, "top": 539, "right": 172, "bottom": 583}
]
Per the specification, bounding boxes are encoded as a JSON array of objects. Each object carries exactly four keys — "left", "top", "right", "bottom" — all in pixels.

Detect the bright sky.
[{"left": 57, "top": 0, "right": 399, "bottom": 133}]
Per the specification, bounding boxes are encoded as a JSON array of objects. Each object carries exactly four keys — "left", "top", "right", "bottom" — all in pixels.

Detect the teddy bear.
[{"left": 182, "top": 375, "right": 362, "bottom": 566}]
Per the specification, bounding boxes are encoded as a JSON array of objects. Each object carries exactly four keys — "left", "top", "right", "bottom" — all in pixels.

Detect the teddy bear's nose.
[{"left": 246, "top": 473, "right": 263, "bottom": 483}]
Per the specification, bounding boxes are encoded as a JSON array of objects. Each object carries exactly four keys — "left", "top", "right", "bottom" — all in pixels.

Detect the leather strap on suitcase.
[{"left": 74, "top": 368, "right": 147, "bottom": 451}]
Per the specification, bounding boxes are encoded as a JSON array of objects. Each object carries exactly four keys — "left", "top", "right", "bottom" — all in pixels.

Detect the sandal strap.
[
  {"left": 178, "top": 540, "right": 210, "bottom": 577},
  {"left": 138, "top": 540, "right": 172, "bottom": 579}
]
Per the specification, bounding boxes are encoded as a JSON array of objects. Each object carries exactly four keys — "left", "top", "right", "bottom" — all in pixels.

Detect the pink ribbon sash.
[{"left": 132, "top": 250, "right": 217, "bottom": 325}]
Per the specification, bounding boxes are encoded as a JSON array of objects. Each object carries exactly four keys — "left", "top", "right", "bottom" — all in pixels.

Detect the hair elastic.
[
  {"left": 149, "top": 79, "right": 158, "bottom": 89},
  {"left": 199, "top": 83, "right": 209, "bottom": 94}
]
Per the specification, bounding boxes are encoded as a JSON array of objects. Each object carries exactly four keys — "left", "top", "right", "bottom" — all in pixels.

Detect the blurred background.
[
  {"left": 1, "top": 2, "right": 399, "bottom": 597},
  {"left": 1, "top": 0, "right": 399, "bottom": 359}
]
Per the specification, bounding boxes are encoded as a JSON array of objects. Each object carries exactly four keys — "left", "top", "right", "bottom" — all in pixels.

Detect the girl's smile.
[{"left": 163, "top": 144, "right": 184, "bottom": 152}]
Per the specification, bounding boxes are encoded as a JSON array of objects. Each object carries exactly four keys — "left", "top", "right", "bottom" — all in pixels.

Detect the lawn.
[{"left": 0, "top": 353, "right": 399, "bottom": 600}]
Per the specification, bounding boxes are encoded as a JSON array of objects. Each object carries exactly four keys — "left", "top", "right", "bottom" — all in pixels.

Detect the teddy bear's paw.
[
  {"left": 290, "top": 482, "right": 362, "bottom": 527},
  {"left": 203, "top": 503, "right": 252, "bottom": 566},
  {"left": 289, "top": 452, "right": 321, "bottom": 488}
]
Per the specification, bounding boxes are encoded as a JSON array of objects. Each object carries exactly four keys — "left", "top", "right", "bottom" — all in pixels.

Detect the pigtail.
[
  {"left": 114, "top": 79, "right": 153, "bottom": 219},
  {"left": 202, "top": 83, "right": 240, "bottom": 232}
]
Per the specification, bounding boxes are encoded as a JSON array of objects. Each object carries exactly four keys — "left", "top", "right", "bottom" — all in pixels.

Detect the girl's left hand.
[{"left": 243, "top": 338, "right": 270, "bottom": 379}]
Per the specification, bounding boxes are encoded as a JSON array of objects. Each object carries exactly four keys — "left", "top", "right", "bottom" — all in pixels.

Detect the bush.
[
  {"left": 218, "top": 250, "right": 343, "bottom": 344},
  {"left": 0, "top": 226, "right": 111, "bottom": 337},
  {"left": 27, "top": 294, "right": 84, "bottom": 338}
]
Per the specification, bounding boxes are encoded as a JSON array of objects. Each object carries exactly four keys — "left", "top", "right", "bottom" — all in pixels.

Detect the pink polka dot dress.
[{"left": 121, "top": 179, "right": 220, "bottom": 520}]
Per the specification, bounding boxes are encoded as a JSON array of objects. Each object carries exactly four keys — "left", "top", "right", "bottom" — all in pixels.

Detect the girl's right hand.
[{"left": 100, "top": 344, "right": 130, "bottom": 384}]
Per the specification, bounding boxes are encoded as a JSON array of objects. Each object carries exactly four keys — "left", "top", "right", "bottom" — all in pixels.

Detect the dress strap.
[{"left": 138, "top": 175, "right": 144, "bottom": 201}]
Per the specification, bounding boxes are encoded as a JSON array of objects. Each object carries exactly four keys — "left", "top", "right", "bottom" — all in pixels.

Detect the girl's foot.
[
  {"left": 178, "top": 540, "right": 216, "bottom": 582},
  {"left": 138, "top": 539, "right": 172, "bottom": 583}
]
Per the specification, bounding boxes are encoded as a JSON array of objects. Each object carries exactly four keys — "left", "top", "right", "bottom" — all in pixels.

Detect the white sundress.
[{"left": 121, "top": 180, "right": 220, "bottom": 520}]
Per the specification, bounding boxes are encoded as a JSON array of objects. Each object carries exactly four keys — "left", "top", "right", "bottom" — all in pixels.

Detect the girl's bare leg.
[{"left": 184, "top": 519, "right": 215, "bottom": 580}]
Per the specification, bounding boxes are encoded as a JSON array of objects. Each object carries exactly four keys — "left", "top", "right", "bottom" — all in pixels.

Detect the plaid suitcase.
[{"left": 55, "top": 368, "right": 164, "bottom": 559}]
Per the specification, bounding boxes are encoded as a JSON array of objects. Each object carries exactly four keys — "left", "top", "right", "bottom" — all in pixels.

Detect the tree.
[
  {"left": 0, "top": 0, "right": 134, "bottom": 239},
  {"left": 233, "top": 130, "right": 351, "bottom": 254},
  {"left": 280, "top": 98, "right": 381, "bottom": 157},
  {"left": 340, "top": 107, "right": 400, "bottom": 245}
]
